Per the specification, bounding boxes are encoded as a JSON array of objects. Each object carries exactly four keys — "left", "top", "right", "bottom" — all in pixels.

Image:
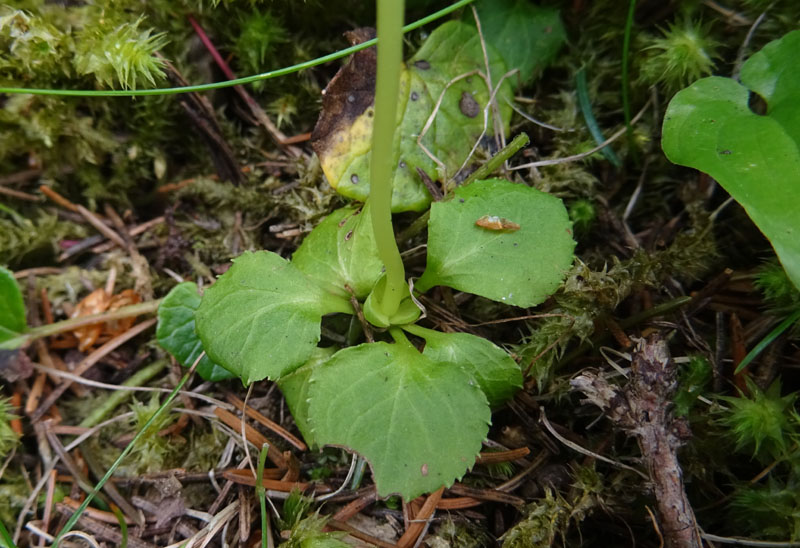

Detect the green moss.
[
  {"left": 720, "top": 379, "right": 799, "bottom": 462},
  {"left": 637, "top": 18, "right": 720, "bottom": 95},
  {"left": 0, "top": 394, "right": 19, "bottom": 460},
  {"left": 0, "top": 208, "right": 87, "bottom": 267},
  {"left": 501, "top": 490, "right": 570, "bottom": 548}
]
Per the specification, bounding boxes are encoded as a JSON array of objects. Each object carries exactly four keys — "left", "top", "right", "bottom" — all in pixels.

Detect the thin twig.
[
  {"left": 510, "top": 100, "right": 651, "bottom": 169},
  {"left": 540, "top": 408, "right": 648, "bottom": 480}
]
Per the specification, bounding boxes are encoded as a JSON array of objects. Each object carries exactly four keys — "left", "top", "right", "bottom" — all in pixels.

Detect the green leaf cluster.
[
  {"left": 159, "top": 177, "right": 574, "bottom": 499},
  {"left": 156, "top": 8, "right": 574, "bottom": 500}
]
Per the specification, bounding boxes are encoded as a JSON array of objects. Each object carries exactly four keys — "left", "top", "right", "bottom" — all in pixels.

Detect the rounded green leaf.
[
  {"left": 276, "top": 346, "right": 338, "bottom": 449},
  {"left": 0, "top": 266, "right": 26, "bottom": 346},
  {"left": 292, "top": 205, "right": 383, "bottom": 299},
  {"left": 405, "top": 325, "right": 522, "bottom": 408},
  {"left": 313, "top": 21, "right": 513, "bottom": 212},
  {"left": 195, "top": 251, "right": 352, "bottom": 384},
  {"left": 308, "top": 341, "right": 490, "bottom": 499},
  {"left": 662, "top": 30, "right": 800, "bottom": 289},
  {"left": 416, "top": 179, "right": 575, "bottom": 307},
  {"left": 469, "top": 0, "right": 566, "bottom": 85},
  {"left": 156, "top": 282, "right": 235, "bottom": 382}
]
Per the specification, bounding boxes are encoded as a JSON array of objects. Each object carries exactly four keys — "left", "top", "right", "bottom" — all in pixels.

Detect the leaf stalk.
[{"left": 369, "top": 0, "right": 407, "bottom": 319}]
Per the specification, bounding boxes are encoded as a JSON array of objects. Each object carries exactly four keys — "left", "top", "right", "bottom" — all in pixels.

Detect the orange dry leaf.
[
  {"left": 105, "top": 289, "right": 141, "bottom": 336},
  {"left": 68, "top": 288, "right": 142, "bottom": 351},
  {"left": 71, "top": 288, "right": 110, "bottom": 351}
]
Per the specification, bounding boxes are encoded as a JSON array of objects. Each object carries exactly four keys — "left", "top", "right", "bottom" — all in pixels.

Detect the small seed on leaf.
[{"left": 476, "top": 215, "right": 521, "bottom": 231}]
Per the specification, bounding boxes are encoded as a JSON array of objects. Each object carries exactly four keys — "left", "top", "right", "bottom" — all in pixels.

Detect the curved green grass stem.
[
  {"left": 0, "top": 299, "right": 161, "bottom": 350},
  {"left": 0, "top": 0, "right": 475, "bottom": 97},
  {"left": 369, "top": 0, "right": 406, "bottom": 319},
  {"left": 735, "top": 308, "right": 800, "bottom": 374}
]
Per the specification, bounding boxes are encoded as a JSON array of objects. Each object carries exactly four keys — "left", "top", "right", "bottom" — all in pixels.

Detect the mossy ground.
[{"left": 2, "top": 0, "right": 800, "bottom": 546}]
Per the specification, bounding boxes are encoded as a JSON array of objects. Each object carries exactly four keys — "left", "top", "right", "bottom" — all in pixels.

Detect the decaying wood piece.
[{"left": 570, "top": 334, "right": 701, "bottom": 548}]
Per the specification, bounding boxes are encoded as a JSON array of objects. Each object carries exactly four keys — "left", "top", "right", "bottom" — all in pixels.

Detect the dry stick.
[
  {"left": 57, "top": 503, "right": 159, "bottom": 548},
  {"left": 397, "top": 487, "right": 444, "bottom": 548},
  {"left": 510, "top": 99, "right": 651, "bottom": 170},
  {"left": 436, "top": 497, "right": 481, "bottom": 509},
  {"left": 540, "top": 408, "right": 648, "bottom": 480},
  {"left": 187, "top": 16, "right": 301, "bottom": 157},
  {"left": 38, "top": 185, "right": 80, "bottom": 213},
  {"left": 43, "top": 421, "right": 141, "bottom": 525},
  {"left": 30, "top": 318, "right": 157, "bottom": 422},
  {"left": 417, "top": 69, "right": 482, "bottom": 179},
  {"left": 471, "top": 4, "right": 505, "bottom": 153},
  {"left": 12, "top": 266, "right": 64, "bottom": 279},
  {"left": 39, "top": 469, "right": 57, "bottom": 548},
  {"left": 475, "top": 446, "right": 530, "bottom": 464},
  {"left": 0, "top": 185, "right": 40, "bottom": 201},
  {"left": 104, "top": 203, "right": 154, "bottom": 300},
  {"left": 571, "top": 335, "right": 702, "bottom": 548},
  {"left": 76, "top": 204, "right": 128, "bottom": 248},
  {"left": 89, "top": 215, "right": 165, "bottom": 255},
  {"left": 331, "top": 488, "right": 378, "bottom": 522},
  {"left": 326, "top": 519, "right": 397, "bottom": 548},
  {"left": 31, "top": 362, "right": 230, "bottom": 410},
  {"left": 447, "top": 483, "right": 524, "bottom": 506},
  {"left": 226, "top": 393, "right": 307, "bottom": 451},
  {"left": 213, "top": 407, "right": 287, "bottom": 469},
  {"left": 453, "top": 68, "right": 519, "bottom": 183},
  {"left": 219, "top": 470, "right": 316, "bottom": 493},
  {"left": 9, "top": 391, "right": 23, "bottom": 435},
  {"left": 0, "top": 168, "right": 41, "bottom": 186},
  {"left": 61, "top": 497, "right": 132, "bottom": 526}
]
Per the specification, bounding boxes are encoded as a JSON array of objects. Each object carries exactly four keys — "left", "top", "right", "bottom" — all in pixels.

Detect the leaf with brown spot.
[{"left": 311, "top": 21, "right": 513, "bottom": 212}]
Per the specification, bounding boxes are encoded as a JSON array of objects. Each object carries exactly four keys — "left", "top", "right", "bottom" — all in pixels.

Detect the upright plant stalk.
[
  {"left": 369, "top": 0, "right": 406, "bottom": 318},
  {"left": 621, "top": 0, "right": 636, "bottom": 147}
]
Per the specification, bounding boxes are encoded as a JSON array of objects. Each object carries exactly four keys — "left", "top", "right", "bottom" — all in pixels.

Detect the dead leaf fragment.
[
  {"left": 71, "top": 288, "right": 110, "bottom": 351},
  {"left": 311, "top": 27, "right": 377, "bottom": 172}
]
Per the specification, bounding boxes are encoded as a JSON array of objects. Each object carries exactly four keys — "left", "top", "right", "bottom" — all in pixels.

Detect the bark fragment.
[{"left": 571, "top": 334, "right": 701, "bottom": 548}]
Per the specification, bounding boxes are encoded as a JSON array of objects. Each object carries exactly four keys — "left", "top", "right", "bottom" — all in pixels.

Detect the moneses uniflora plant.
[{"left": 156, "top": 0, "right": 574, "bottom": 499}]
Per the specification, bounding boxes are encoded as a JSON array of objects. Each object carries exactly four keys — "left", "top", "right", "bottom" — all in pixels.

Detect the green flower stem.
[
  {"left": 369, "top": 0, "right": 406, "bottom": 319},
  {"left": 621, "top": 0, "right": 636, "bottom": 148},
  {"left": 0, "top": 299, "right": 161, "bottom": 350},
  {"left": 0, "top": 0, "right": 475, "bottom": 97},
  {"left": 78, "top": 359, "right": 169, "bottom": 429},
  {"left": 256, "top": 444, "right": 270, "bottom": 548}
]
